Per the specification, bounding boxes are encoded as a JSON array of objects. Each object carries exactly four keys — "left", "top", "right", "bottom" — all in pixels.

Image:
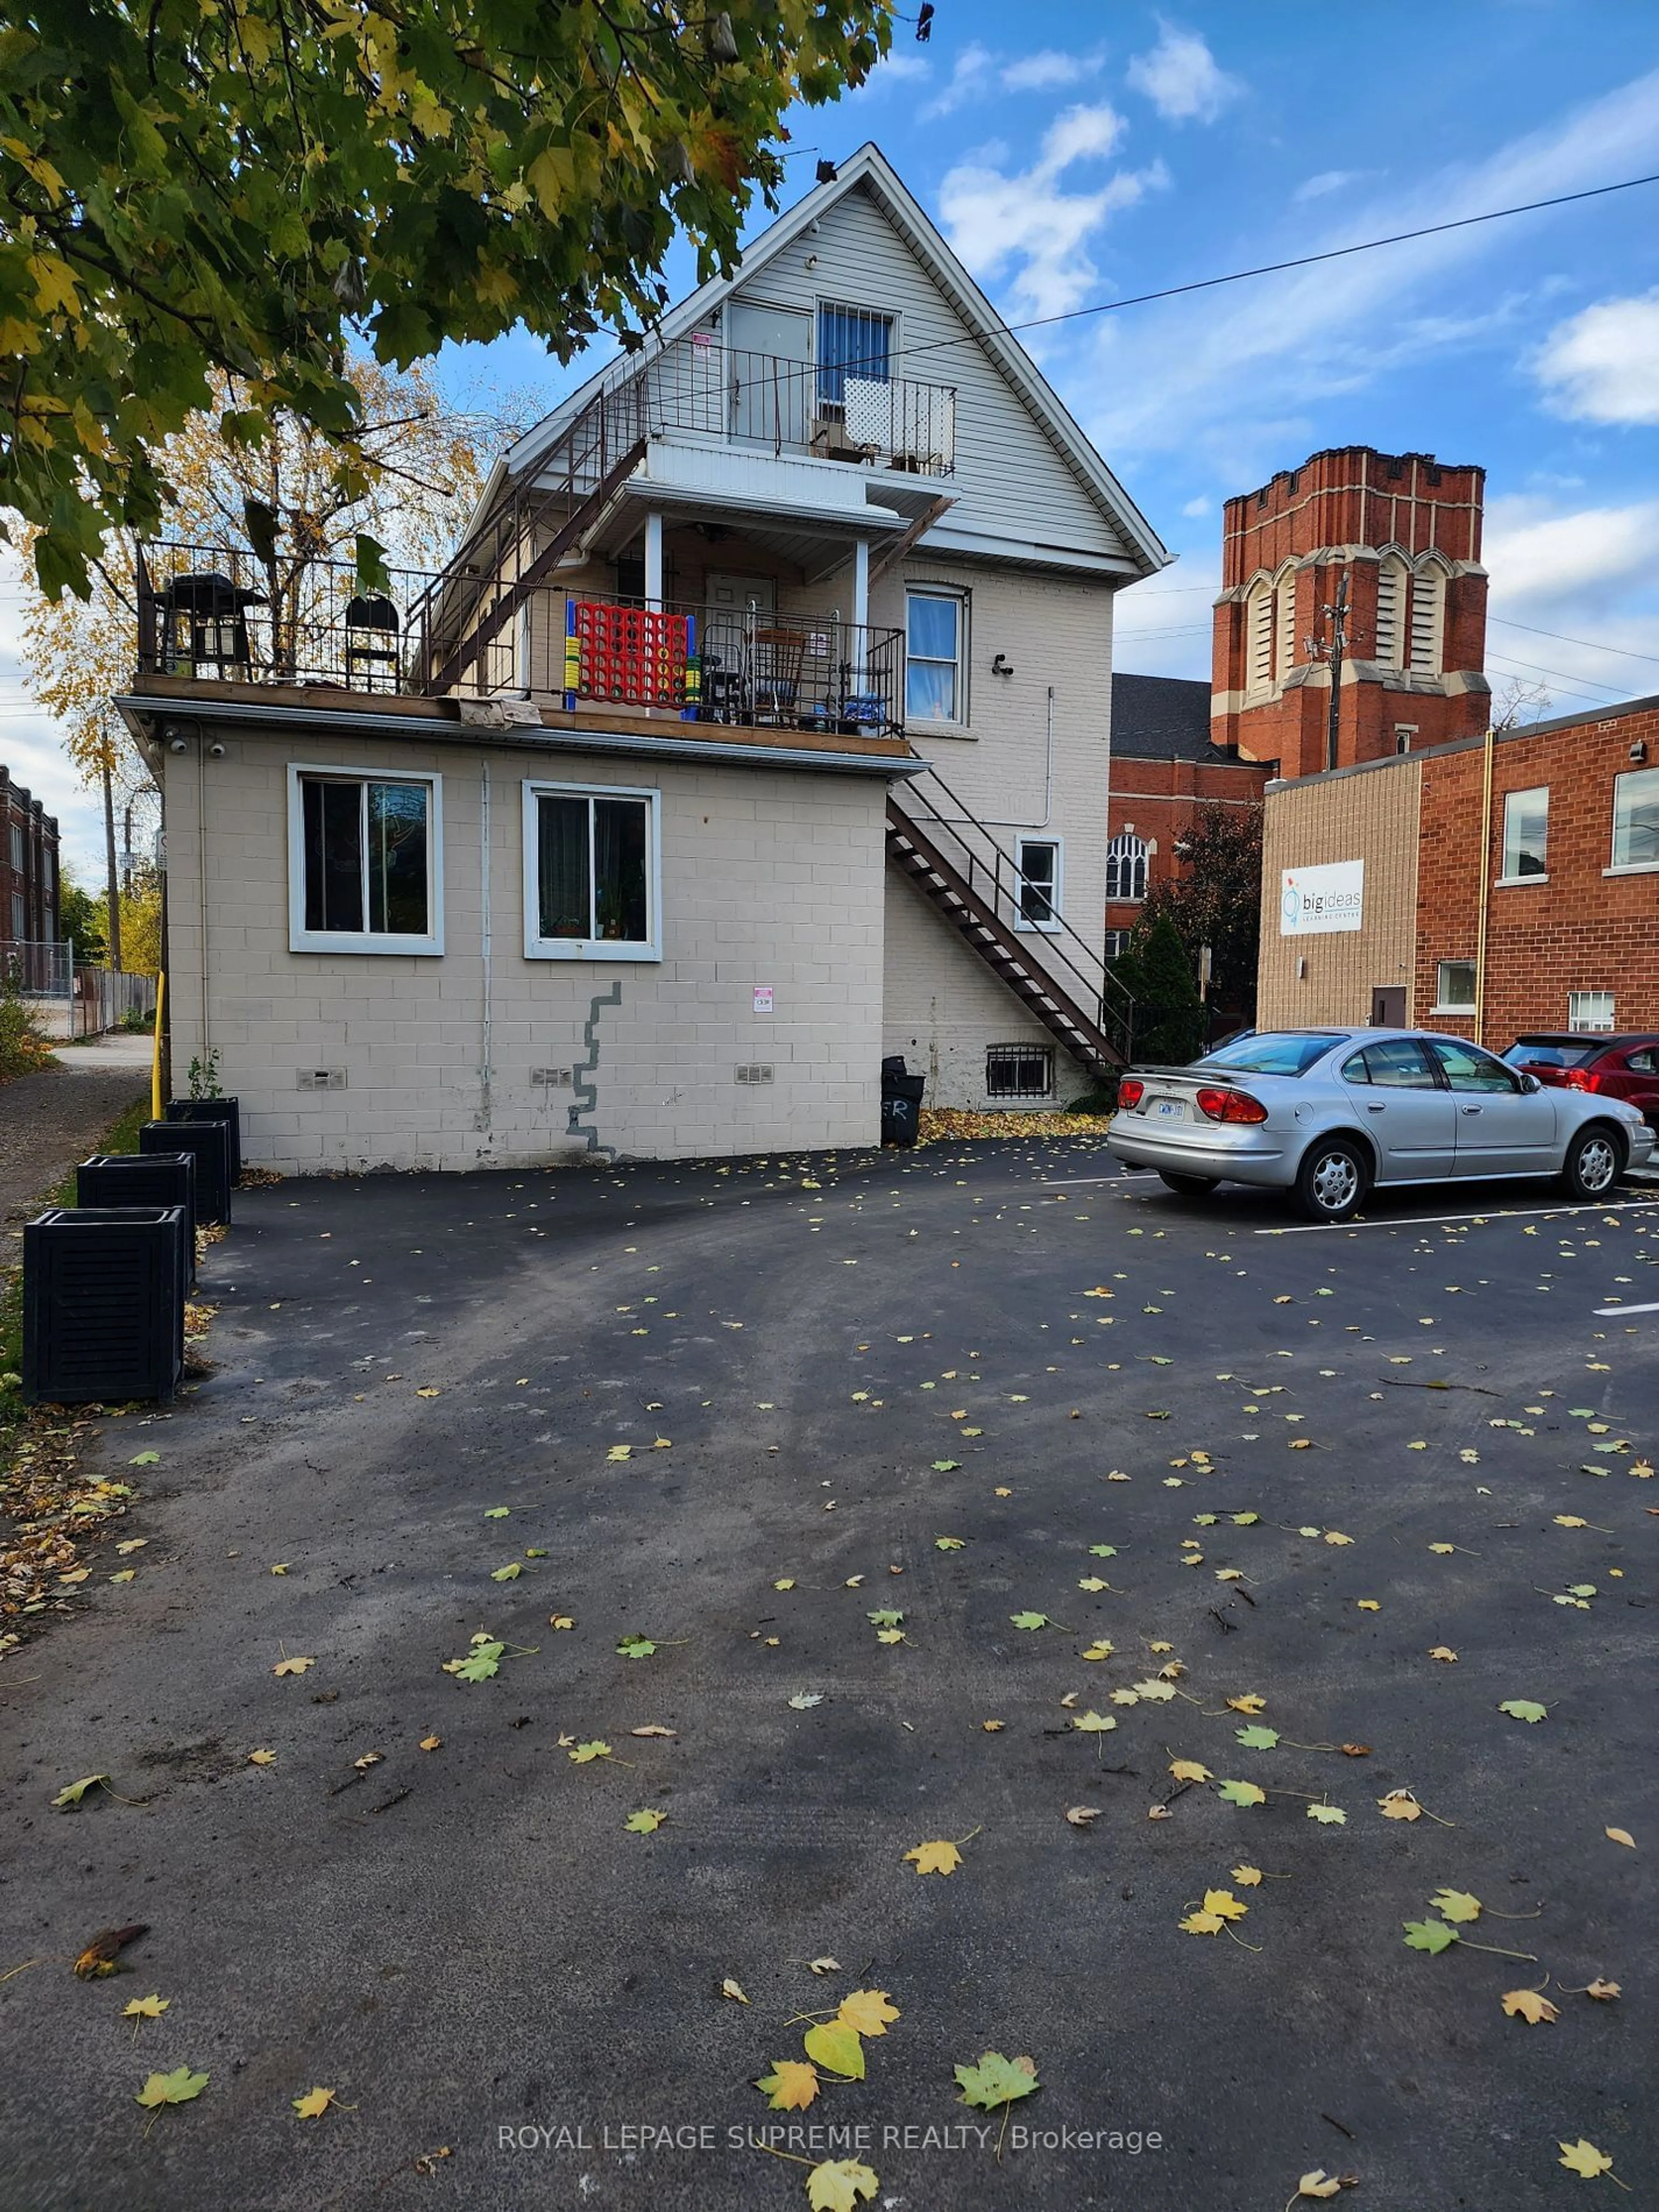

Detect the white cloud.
[
  {"left": 1484, "top": 493, "right": 1659, "bottom": 604},
  {"left": 920, "top": 39, "right": 995, "bottom": 120},
  {"left": 940, "top": 106, "right": 1166, "bottom": 324},
  {"left": 1533, "top": 289, "right": 1659, "bottom": 424},
  {"left": 1294, "top": 168, "right": 1368, "bottom": 203},
  {"left": 1002, "top": 49, "right": 1105, "bottom": 94},
  {"left": 1181, "top": 495, "right": 1212, "bottom": 517},
  {"left": 1480, "top": 491, "right": 1659, "bottom": 714},
  {"left": 851, "top": 49, "right": 932, "bottom": 94},
  {"left": 1083, "top": 68, "right": 1659, "bottom": 458},
  {"left": 1126, "top": 22, "right": 1241, "bottom": 125}
]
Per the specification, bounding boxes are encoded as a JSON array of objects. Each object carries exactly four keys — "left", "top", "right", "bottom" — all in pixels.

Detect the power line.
[
  {"left": 1490, "top": 615, "right": 1659, "bottom": 671},
  {"left": 1485, "top": 648, "right": 1627, "bottom": 702},
  {"left": 879, "top": 168, "right": 1659, "bottom": 372}
]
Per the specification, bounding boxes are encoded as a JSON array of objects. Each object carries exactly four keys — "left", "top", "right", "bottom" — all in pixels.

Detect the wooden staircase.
[{"left": 886, "top": 786, "right": 1132, "bottom": 1076}]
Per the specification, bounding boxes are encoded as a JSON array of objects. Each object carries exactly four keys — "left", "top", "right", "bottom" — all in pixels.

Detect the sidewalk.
[{"left": 0, "top": 1030, "right": 153, "bottom": 1233}]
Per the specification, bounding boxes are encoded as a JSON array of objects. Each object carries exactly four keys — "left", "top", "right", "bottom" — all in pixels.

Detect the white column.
[
  {"left": 643, "top": 510, "right": 664, "bottom": 612},
  {"left": 851, "top": 537, "right": 869, "bottom": 687}
]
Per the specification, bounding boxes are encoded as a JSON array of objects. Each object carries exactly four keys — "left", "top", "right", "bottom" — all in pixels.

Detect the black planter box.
[
  {"left": 165, "top": 1096, "right": 241, "bottom": 1184},
  {"left": 140, "top": 1118, "right": 231, "bottom": 1225},
  {"left": 23, "top": 1206, "right": 186, "bottom": 1405},
  {"left": 78, "top": 1153, "right": 198, "bottom": 1287}
]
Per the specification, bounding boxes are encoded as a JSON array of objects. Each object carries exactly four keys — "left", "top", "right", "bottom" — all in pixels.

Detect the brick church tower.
[{"left": 1210, "top": 447, "right": 1489, "bottom": 779}]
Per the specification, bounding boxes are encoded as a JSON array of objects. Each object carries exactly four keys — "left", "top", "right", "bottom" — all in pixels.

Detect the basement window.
[
  {"left": 1567, "top": 990, "right": 1615, "bottom": 1032},
  {"left": 288, "top": 766, "right": 442, "bottom": 955},
  {"left": 986, "top": 1043, "right": 1054, "bottom": 1100},
  {"left": 1433, "top": 959, "right": 1477, "bottom": 1013}
]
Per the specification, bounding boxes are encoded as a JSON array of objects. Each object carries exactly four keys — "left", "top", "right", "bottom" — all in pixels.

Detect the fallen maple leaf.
[
  {"left": 1378, "top": 1791, "right": 1422, "bottom": 1821},
  {"left": 51, "top": 1774, "right": 109, "bottom": 1810},
  {"left": 802, "top": 2020, "right": 865, "bottom": 2080},
  {"left": 836, "top": 1990, "right": 899, "bottom": 2038},
  {"left": 247, "top": 1749, "right": 276, "bottom": 1767},
  {"left": 1498, "top": 1699, "right": 1548, "bottom": 1723},
  {"left": 1180, "top": 1910, "right": 1225, "bottom": 1935},
  {"left": 624, "top": 1808, "right": 666, "bottom": 1834},
  {"left": 808, "top": 1957, "right": 840, "bottom": 1975},
  {"left": 1170, "top": 1759, "right": 1212, "bottom": 1784},
  {"left": 272, "top": 1656, "right": 314, "bottom": 1677},
  {"left": 1428, "top": 1646, "right": 1459, "bottom": 1663},
  {"left": 292, "top": 2086, "right": 338, "bottom": 2119},
  {"left": 955, "top": 2051, "right": 1038, "bottom": 2111},
  {"left": 1216, "top": 1779, "right": 1266, "bottom": 1807},
  {"left": 756, "top": 2059, "right": 819, "bottom": 2112},
  {"left": 904, "top": 1839, "right": 963, "bottom": 1876},
  {"left": 568, "top": 1741, "right": 612, "bottom": 1764},
  {"left": 1202, "top": 1889, "right": 1249, "bottom": 1921},
  {"left": 1557, "top": 2139, "right": 1615, "bottom": 2179},
  {"left": 123, "top": 1994, "right": 169, "bottom": 2021},
  {"left": 1500, "top": 1989, "right": 1559, "bottom": 2024},
  {"left": 1294, "top": 2171, "right": 1357, "bottom": 2201},
  {"left": 631, "top": 1725, "right": 676, "bottom": 1738},
  {"left": 135, "top": 2064, "right": 208, "bottom": 2111},
  {"left": 721, "top": 1978, "right": 750, "bottom": 2004},
  {"left": 1231, "top": 1866, "right": 1264, "bottom": 1887},
  {"left": 1584, "top": 1978, "right": 1620, "bottom": 2001},
  {"left": 1065, "top": 1805, "right": 1102, "bottom": 1827},
  {"left": 806, "top": 2158, "right": 879, "bottom": 2212},
  {"left": 1227, "top": 1694, "right": 1267, "bottom": 1715}
]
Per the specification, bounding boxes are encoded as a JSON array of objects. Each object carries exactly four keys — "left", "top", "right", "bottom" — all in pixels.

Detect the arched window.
[
  {"left": 1374, "top": 552, "right": 1408, "bottom": 668},
  {"left": 1244, "top": 576, "right": 1274, "bottom": 696},
  {"left": 1410, "top": 559, "right": 1446, "bottom": 674},
  {"left": 1274, "top": 565, "right": 1297, "bottom": 680},
  {"left": 1107, "top": 831, "right": 1148, "bottom": 903}
]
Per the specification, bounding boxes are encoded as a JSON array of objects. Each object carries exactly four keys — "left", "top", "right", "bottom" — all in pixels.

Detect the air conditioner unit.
[
  {"left": 22, "top": 1206, "right": 187, "bottom": 1406},
  {"left": 140, "top": 1118, "right": 232, "bottom": 1226},
  {"left": 78, "top": 1153, "right": 198, "bottom": 1288},
  {"left": 165, "top": 1096, "right": 242, "bottom": 1184}
]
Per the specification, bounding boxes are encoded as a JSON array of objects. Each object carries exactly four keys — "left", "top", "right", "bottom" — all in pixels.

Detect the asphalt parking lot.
[{"left": 3, "top": 1139, "right": 1656, "bottom": 2212}]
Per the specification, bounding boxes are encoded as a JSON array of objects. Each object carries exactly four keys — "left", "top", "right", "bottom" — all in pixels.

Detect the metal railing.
[
  {"left": 641, "top": 336, "right": 956, "bottom": 474},
  {"left": 892, "top": 763, "right": 1135, "bottom": 1062},
  {"left": 561, "top": 592, "right": 905, "bottom": 737},
  {"left": 0, "top": 938, "right": 71, "bottom": 998}
]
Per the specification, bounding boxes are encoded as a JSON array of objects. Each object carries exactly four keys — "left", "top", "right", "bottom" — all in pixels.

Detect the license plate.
[{"left": 1152, "top": 1098, "right": 1185, "bottom": 1120}]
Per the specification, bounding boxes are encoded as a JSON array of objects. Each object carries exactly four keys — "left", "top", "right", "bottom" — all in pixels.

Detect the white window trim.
[
  {"left": 1494, "top": 874, "right": 1549, "bottom": 889},
  {"left": 521, "top": 779, "right": 662, "bottom": 962},
  {"left": 905, "top": 585, "right": 969, "bottom": 731},
  {"left": 1432, "top": 958, "right": 1478, "bottom": 1015},
  {"left": 286, "top": 763, "right": 444, "bottom": 956},
  {"left": 1567, "top": 990, "right": 1616, "bottom": 1031},
  {"left": 1012, "top": 836, "right": 1063, "bottom": 934}
]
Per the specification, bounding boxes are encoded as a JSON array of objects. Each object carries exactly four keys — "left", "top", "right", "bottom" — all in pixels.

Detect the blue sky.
[{"left": 8, "top": 2, "right": 1659, "bottom": 876}]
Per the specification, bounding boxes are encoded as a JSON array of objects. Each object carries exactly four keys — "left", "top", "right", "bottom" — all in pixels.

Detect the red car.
[{"left": 1502, "top": 1034, "right": 1659, "bottom": 1132}]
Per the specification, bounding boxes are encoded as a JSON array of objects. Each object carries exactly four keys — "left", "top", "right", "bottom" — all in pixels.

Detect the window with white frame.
[
  {"left": 906, "top": 590, "right": 965, "bottom": 722},
  {"left": 7, "top": 823, "right": 23, "bottom": 871},
  {"left": 1500, "top": 786, "right": 1549, "bottom": 880},
  {"left": 1568, "top": 989, "right": 1615, "bottom": 1031},
  {"left": 1105, "top": 928, "right": 1131, "bottom": 962},
  {"left": 1611, "top": 766, "right": 1659, "bottom": 869},
  {"left": 1433, "top": 958, "right": 1477, "bottom": 1012},
  {"left": 288, "top": 767, "right": 442, "bottom": 954},
  {"left": 523, "top": 781, "right": 660, "bottom": 960},
  {"left": 1014, "top": 837, "right": 1061, "bottom": 931},
  {"left": 1106, "top": 831, "right": 1148, "bottom": 903}
]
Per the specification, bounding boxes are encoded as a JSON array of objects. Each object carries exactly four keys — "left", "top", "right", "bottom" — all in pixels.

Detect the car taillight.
[
  {"left": 1195, "top": 1086, "right": 1268, "bottom": 1125},
  {"left": 1563, "top": 1069, "right": 1601, "bottom": 1091},
  {"left": 1119, "top": 1078, "right": 1145, "bottom": 1109}
]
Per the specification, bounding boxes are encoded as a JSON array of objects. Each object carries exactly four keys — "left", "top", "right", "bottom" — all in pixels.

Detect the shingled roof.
[{"left": 1110, "top": 673, "right": 1217, "bottom": 762}]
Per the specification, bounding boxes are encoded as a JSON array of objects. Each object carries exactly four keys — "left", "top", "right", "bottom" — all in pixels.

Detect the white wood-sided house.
[{"left": 118, "top": 144, "right": 1170, "bottom": 1171}]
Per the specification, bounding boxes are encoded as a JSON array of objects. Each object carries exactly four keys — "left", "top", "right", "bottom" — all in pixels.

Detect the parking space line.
[
  {"left": 1256, "top": 1197, "right": 1659, "bottom": 1235},
  {"left": 1038, "top": 1175, "right": 1154, "bottom": 1187},
  {"left": 1595, "top": 1300, "right": 1659, "bottom": 1316}
]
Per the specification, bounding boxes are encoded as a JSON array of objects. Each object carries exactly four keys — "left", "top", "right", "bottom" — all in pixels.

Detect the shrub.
[{"left": 0, "top": 976, "right": 54, "bottom": 1081}]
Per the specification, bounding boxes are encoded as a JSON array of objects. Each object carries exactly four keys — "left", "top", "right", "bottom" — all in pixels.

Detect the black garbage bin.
[
  {"left": 78, "top": 1152, "right": 198, "bottom": 1287},
  {"left": 880, "top": 1055, "right": 926, "bottom": 1147}
]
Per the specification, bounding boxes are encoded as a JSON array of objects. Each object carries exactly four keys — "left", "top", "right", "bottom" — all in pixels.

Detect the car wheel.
[
  {"left": 1293, "top": 1136, "right": 1370, "bottom": 1223},
  {"left": 1560, "top": 1122, "right": 1624, "bottom": 1200},
  {"left": 1158, "top": 1170, "right": 1218, "bottom": 1197}
]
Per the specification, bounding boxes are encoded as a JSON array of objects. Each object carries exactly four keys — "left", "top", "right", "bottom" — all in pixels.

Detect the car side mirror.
[{"left": 1520, "top": 1072, "right": 1542, "bottom": 1093}]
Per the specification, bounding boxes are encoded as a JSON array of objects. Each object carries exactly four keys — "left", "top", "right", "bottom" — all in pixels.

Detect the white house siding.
[
  {"left": 723, "top": 184, "right": 1131, "bottom": 566},
  {"left": 160, "top": 728, "right": 890, "bottom": 1172}
]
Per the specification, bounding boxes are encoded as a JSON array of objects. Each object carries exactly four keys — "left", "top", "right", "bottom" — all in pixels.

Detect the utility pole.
[
  {"left": 1323, "top": 571, "right": 1349, "bottom": 773},
  {"left": 100, "top": 751, "right": 123, "bottom": 973}
]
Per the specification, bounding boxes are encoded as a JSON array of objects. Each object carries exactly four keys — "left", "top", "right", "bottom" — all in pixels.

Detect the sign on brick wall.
[{"left": 1280, "top": 860, "right": 1364, "bottom": 935}]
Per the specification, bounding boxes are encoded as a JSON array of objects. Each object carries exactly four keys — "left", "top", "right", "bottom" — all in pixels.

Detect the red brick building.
[
  {"left": 1211, "top": 446, "right": 1491, "bottom": 779},
  {"left": 1257, "top": 695, "right": 1659, "bottom": 1043},
  {"left": 1105, "top": 673, "right": 1269, "bottom": 960},
  {"left": 0, "top": 763, "right": 60, "bottom": 953}
]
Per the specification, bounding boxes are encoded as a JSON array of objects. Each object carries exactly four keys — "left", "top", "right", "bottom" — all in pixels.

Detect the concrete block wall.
[{"left": 161, "top": 728, "right": 890, "bottom": 1171}]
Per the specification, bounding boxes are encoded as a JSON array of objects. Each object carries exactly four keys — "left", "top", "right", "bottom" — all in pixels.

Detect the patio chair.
[{"left": 749, "top": 626, "right": 807, "bottom": 725}]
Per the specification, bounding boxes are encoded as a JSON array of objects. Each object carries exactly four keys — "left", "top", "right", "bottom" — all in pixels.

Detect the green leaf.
[
  {"left": 623, "top": 1808, "right": 666, "bottom": 1834},
  {"left": 1087, "top": 1544, "right": 1119, "bottom": 1557},
  {"left": 490, "top": 1563, "right": 522, "bottom": 1582},
  {"left": 51, "top": 1773, "right": 109, "bottom": 1809},
  {"left": 353, "top": 531, "right": 391, "bottom": 594},
  {"left": 128, "top": 1450, "right": 160, "bottom": 1466},
  {"left": 568, "top": 1740, "right": 611, "bottom": 1764},
  {"left": 802, "top": 2019, "right": 865, "bottom": 2080},
  {"left": 1215, "top": 1779, "right": 1266, "bottom": 1807},
  {"left": 1403, "top": 1919, "right": 1459, "bottom": 1954},
  {"left": 443, "top": 1639, "right": 504, "bottom": 1681},
  {"left": 1009, "top": 1611, "right": 1050, "bottom": 1631},
  {"left": 954, "top": 2050, "right": 1039, "bottom": 2112},
  {"left": 483, "top": 1506, "right": 510, "bottom": 1518},
  {"left": 1306, "top": 1802, "right": 1347, "bottom": 1824},
  {"left": 865, "top": 1609, "right": 904, "bottom": 1629},
  {"left": 135, "top": 2064, "right": 208, "bottom": 2110},
  {"left": 806, "top": 2159, "right": 879, "bottom": 2212},
  {"left": 617, "top": 1633, "right": 657, "bottom": 1659},
  {"left": 931, "top": 1459, "right": 961, "bottom": 1472},
  {"left": 1071, "top": 1710, "right": 1116, "bottom": 1733},
  {"left": 1234, "top": 1724, "right": 1279, "bottom": 1750},
  {"left": 934, "top": 1536, "right": 966, "bottom": 1551},
  {"left": 1498, "top": 1699, "right": 1548, "bottom": 1724}
]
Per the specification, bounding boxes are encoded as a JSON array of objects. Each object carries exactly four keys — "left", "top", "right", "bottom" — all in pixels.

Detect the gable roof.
[
  {"left": 502, "top": 143, "right": 1169, "bottom": 580},
  {"left": 1111, "top": 674, "right": 1220, "bottom": 761}
]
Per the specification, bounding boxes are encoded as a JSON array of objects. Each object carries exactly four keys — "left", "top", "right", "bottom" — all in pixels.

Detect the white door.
[
  {"left": 726, "top": 302, "right": 811, "bottom": 447},
  {"left": 704, "top": 574, "right": 775, "bottom": 689}
]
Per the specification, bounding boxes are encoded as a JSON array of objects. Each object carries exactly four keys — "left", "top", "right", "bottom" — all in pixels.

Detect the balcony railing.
[
  {"left": 133, "top": 547, "right": 909, "bottom": 736},
  {"left": 636, "top": 335, "right": 957, "bottom": 475}
]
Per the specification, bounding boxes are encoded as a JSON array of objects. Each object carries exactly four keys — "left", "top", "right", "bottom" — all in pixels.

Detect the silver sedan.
[{"left": 1106, "top": 1027, "right": 1656, "bottom": 1222}]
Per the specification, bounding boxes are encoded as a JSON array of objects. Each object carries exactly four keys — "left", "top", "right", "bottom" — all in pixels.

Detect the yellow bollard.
[{"left": 151, "top": 971, "right": 166, "bottom": 1123}]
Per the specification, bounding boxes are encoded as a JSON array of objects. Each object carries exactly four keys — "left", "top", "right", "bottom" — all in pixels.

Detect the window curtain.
[
  {"left": 593, "top": 799, "right": 648, "bottom": 941},
  {"left": 817, "top": 307, "right": 891, "bottom": 407},
  {"left": 538, "top": 795, "right": 590, "bottom": 938}
]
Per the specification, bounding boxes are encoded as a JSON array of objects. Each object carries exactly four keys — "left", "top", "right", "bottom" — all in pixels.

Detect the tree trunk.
[{"left": 102, "top": 754, "right": 123, "bottom": 973}]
